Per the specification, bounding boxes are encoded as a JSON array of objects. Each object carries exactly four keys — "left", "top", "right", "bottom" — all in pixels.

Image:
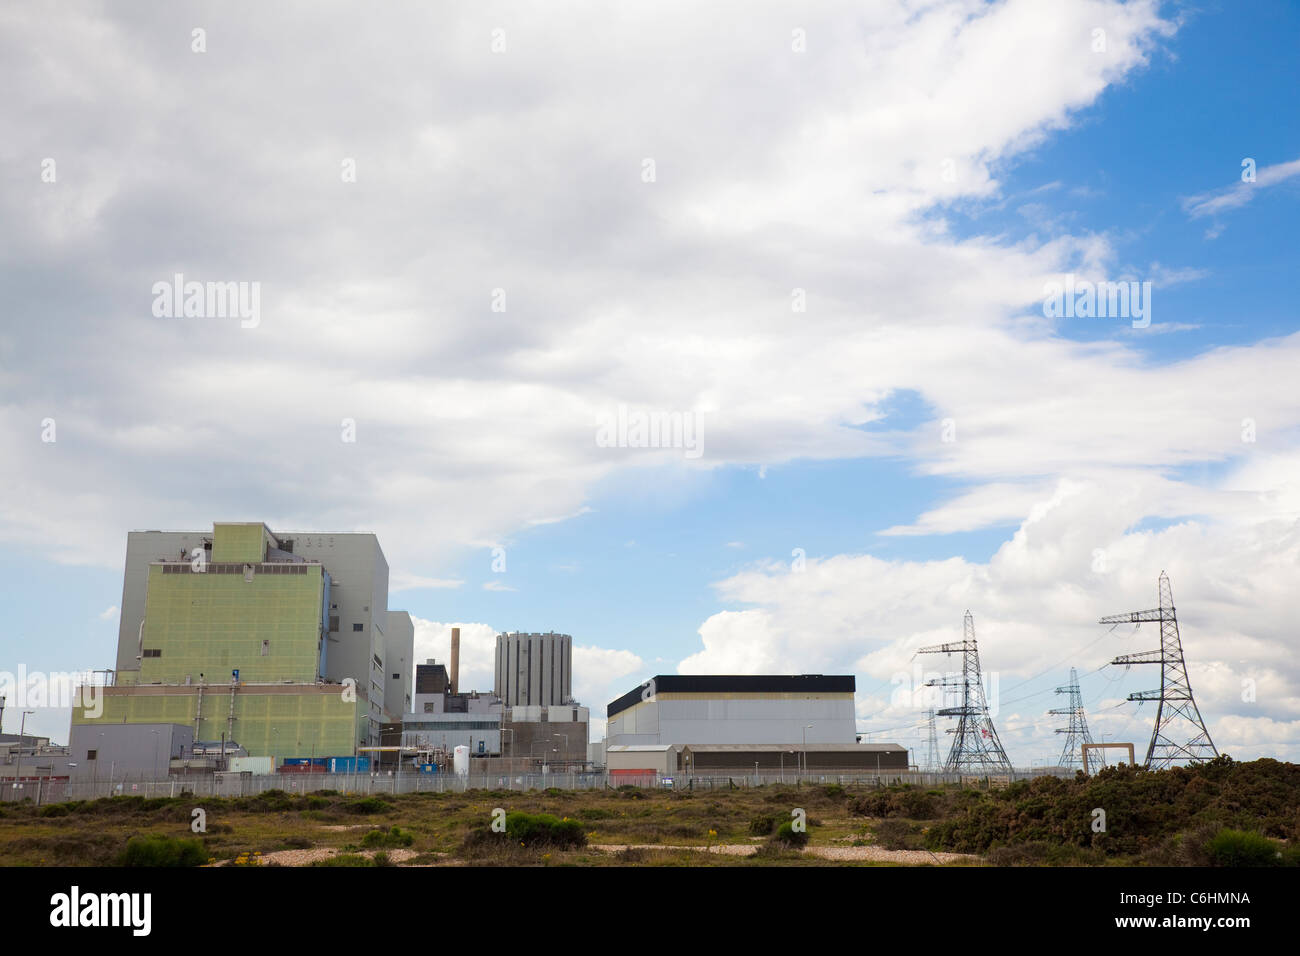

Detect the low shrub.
[
  {"left": 118, "top": 834, "right": 207, "bottom": 867},
  {"left": 344, "top": 797, "right": 392, "bottom": 815},
  {"left": 873, "top": 819, "right": 923, "bottom": 851},
  {"left": 771, "top": 820, "right": 809, "bottom": 849},
  {"left": 748, "top": 814, "right": 777, "bottom": 836},
  {"left": 507, "top": 812, "right": 586, "bottom": 849},
  {"left": 361, "top": 826, "right": 415, "bottom": 849},
  {"left": 1206, "top": 829, "right": 1281, "bottom": 867}
]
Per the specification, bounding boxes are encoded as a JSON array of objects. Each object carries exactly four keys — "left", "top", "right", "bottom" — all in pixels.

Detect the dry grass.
[{"left": 0, "top": 783, "right": 968, "bottom": 867}]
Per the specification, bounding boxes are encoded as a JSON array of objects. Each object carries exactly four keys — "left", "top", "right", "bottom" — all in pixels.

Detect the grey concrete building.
[
  {"left": 67, "top": 722, "right": 194, "bottom": 780},
  {"left": 494, "top": 632, "right": 572, "bottom": 707}
]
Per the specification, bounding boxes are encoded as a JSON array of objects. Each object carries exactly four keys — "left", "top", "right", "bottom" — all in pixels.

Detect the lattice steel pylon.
[
  {"left": 919, "top": 611, "right": 1013, "bottom": 773},
  {"left": 1100, "top": 571, "right": 1218, "bottom": 770},
  {"left": 1049, "top": 667, "right": 1093, "bottom": 768},
  {"left": 924, "top": 708, "right": 942, "bottom": 771}
]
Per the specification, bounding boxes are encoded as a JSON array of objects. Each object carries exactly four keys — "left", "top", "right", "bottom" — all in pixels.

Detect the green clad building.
[{"left": 71, "top": 522, "right": 414, "bottom": 762}]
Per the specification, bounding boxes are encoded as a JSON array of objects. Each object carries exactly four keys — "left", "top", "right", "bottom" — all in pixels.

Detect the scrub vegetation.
[{"left": 0, "top": 756, "right": 1293, "bottom": 867}]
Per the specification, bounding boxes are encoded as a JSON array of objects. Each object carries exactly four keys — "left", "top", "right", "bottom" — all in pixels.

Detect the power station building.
[
  {"left": 604, "top": 675, "right": 907, "bottom": 775},
  {"left": 71, "top": 522, "right": 415, "bottom": 762},
  {"left": 398, "top": 628, "right": 590, "bottom": 767},
  {"left": 494, "top": 631, "right": 573, "bottom": 707}
]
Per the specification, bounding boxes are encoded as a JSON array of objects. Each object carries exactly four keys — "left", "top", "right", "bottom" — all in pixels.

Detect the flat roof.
[{"left": 608, "top": 674, "right": 856, "bottom": 718}]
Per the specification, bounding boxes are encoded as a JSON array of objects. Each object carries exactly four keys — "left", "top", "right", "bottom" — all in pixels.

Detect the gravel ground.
[
  {"left": 591, "top": 843, "right": 975, "bottom": 864},
  {"left": 219, "top": 847, "right": 421, "bottom": 866},
  {"left": 807, "top": 845, "right": 973, "bottom": 864}
]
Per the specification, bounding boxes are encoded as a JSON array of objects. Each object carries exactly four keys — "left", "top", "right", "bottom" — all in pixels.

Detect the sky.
[{"left": 2, "top": 0, "right": 1298, "bottom": 765}]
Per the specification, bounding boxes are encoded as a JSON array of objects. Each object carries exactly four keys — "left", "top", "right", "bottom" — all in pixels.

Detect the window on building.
[
  {"left": 329, "top": 616, "right": 339, "bottom": 632},
  {"left": 87, "top": 749, "right": 97, "bottom": 760},
  {"left": 261, "top": 640, "right": 270, "bottom": 656},
  {"left": 142, "top": 649, "right": 162, "bottom": 658},
  {"left": 392, "top": 673, "right": 399, "bottom": 680},
  {"left": 353, "top": 623, "right": 364, "bottom": 632}
]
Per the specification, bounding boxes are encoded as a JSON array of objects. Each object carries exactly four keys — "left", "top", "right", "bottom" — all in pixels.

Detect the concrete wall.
[
  {"left": 503, "top": 717, "right": 589, "bottom": 763},
  {"left": 385, "top": 611, "right": 414, "bottom": 722},
  {"left": 116, "top": 531, "right": 213, "bottom": 677},
  {"left": 287, "top": 531, "right": 390, "bottom": 738},
  {"left": 72, "top": 685, "right": 366, "bottom": 761}
]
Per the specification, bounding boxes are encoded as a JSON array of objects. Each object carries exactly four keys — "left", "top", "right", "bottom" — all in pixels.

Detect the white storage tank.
[{"left": 453, "top": 745, "right": 470, "bottom": 776}]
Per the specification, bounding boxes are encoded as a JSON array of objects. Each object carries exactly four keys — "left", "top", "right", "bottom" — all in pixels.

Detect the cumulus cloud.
[
  {"left": 5, "top": 3, "right": 1295, "bottom": 764},
  {"left": 678, "top": 470, "right": 1300, "bottom": 761}
]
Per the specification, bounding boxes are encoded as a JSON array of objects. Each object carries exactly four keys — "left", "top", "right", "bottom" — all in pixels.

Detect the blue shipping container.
[{"left": 327, "top": 756, "right": 371, "bottom": 773}]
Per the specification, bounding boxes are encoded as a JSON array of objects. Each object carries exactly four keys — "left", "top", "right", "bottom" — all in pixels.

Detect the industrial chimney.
[{"left": 449, "top": 627, "right": 460, "bottom": 695}]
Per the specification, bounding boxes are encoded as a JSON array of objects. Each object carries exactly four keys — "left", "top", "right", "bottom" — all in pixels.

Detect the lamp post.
[
  {"left": 553, "top": 734, "right": 568, "bottom": 772},
  {"left": 14, "top": 711, "right": 34, "bottom": 794},
  {"left": 501, "top": 728, "right": 515, "bottom": 781}
]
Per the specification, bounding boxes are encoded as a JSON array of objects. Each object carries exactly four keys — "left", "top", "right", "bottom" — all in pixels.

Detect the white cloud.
[
  {"left": 677, "top": 472, "right": 1300, "bottom": 762},
  {"left": 97, "top": 605, "right": 119, "bottom": 621},
  {"left": 1182, "top": 156, "right": 1300, "bottom": 219}
]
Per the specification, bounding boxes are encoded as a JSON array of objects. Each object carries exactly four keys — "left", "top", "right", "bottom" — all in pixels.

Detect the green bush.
[
  {"left": 748, "top": 814, "right": 777, "bottom": 836},
  {"left": 1206, "top": 829, "right": 1281, "bottom": 867},
  {"left": 344, "top": 797, "right": 392, "bottom": 815},
  {"left": 362, "top": 825, "right": 415, "bottom": 848},
  {"left": 118, "top": 834, "right": 207, "bottom": 867},
  {"left": 772, "top": 820, "right": 809, "bottom": 848},
  {"left": 506, "top": 811, "right": 586, "bottom": 849},
  {"left": 39, "top": 804, "right": 70, "bottom": 818},
  {"left": 873, "top": 819, "right": 923, "bottom": 851}
]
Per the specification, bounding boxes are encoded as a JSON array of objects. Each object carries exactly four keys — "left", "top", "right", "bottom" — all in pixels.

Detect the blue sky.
[{"left": 3, "top": 0, "right": 1299, "bottom": 764}]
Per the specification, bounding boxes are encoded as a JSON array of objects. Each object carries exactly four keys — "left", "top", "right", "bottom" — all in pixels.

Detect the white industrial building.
[
  {"left": 603, "top": 675, "right": 909, "bottom": 775},
  {"left": 606, "top": 674, "right": 858, "bottom": 747}
]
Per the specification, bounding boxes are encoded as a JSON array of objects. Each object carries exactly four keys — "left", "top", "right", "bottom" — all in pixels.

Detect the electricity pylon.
[
  {"left": 1049, "top": 668, "right": 1093, "bottom": 768},
  {"left": 920, "top": 611, "right": 1013, "bottom": 773},
  {"left": 924, "top": 708, "right": 942, "bottom": 771},
  {"left": 1101, "top": 571, "right": 1218, "bottom": 769}
]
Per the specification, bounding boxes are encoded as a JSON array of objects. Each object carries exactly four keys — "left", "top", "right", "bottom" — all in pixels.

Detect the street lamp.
[
  {"left": 501, "top": 728, "right": 515, "bottom": 778},
  {"left": 553, "top": 734, "right": 568, "bottom": 772},
  {"left": 13, "top": 711, "right": 34, "bottom": 793},
  {"left": 780, "top": 750, "right": 795, "bottom": 781}
]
